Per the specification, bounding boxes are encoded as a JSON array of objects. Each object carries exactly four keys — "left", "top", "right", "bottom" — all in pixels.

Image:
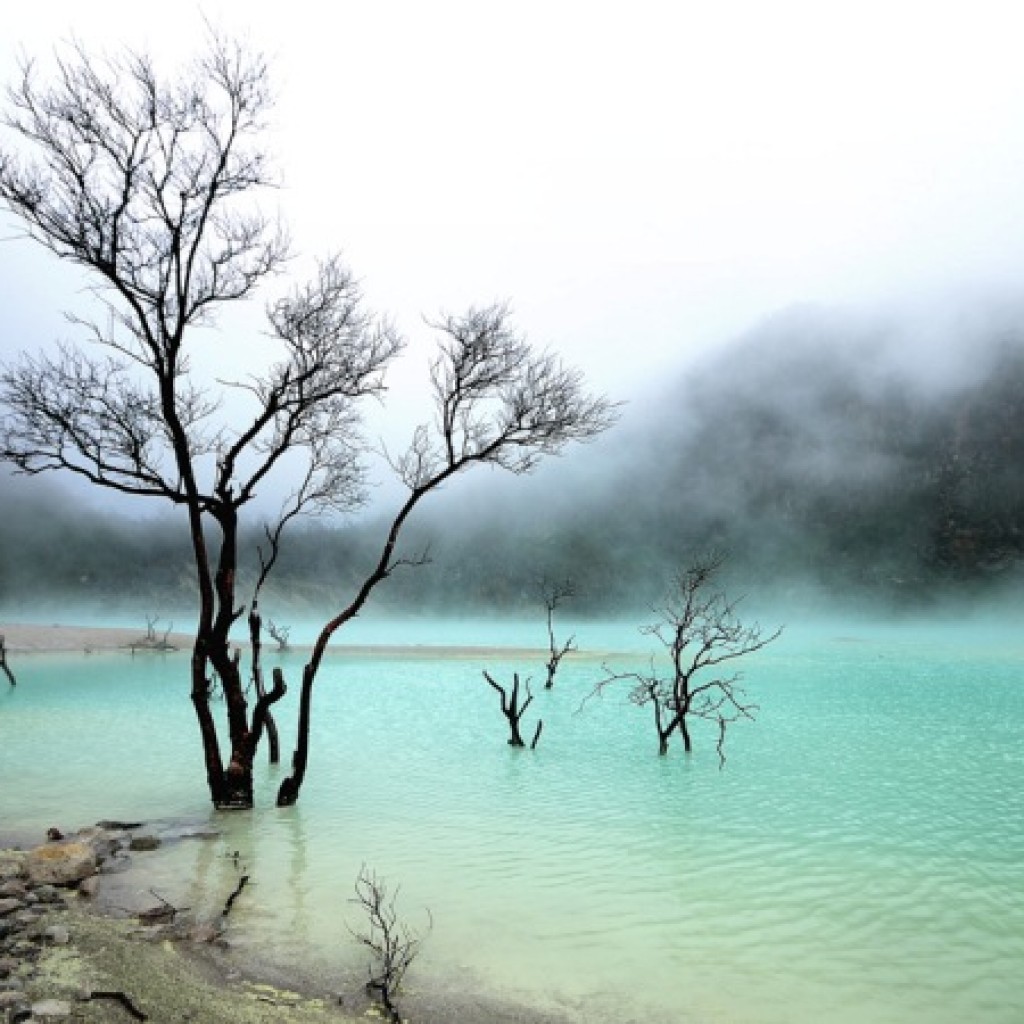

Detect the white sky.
[{"left": 2, "top": 0, "right": 1024, "bottom": 422}]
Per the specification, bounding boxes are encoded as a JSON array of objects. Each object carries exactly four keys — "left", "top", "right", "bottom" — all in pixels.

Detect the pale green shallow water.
[{"left": 2, "top": 619, "right": 1023, "bottom": 1023}]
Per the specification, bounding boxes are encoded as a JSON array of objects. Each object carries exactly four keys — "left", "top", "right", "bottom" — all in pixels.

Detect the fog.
[
  {"left": 3, "top": 5, "right": 1024, "bottom": 630},
  {"left": 3, "top": 293, "right": 1023, "bottom": 630}
]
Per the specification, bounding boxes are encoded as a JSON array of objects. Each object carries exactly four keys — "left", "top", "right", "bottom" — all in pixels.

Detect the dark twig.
[
  {"left": 88, "top": 991, "right": 148, "bottom": 1021},
  {"left": 222, "top": 872, "right": 250, "bottom": 917}
]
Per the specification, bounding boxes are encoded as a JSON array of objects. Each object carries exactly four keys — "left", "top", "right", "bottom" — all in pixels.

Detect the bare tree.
[
  {"left": 349, "top": 865, "right": 430, "bottom": 1024},
  {"left": 483, "top": 670, "right": 543, "bottom": 748},
  {"left": 275, "top": 306, "right": 613, "bottom": 804},
  {"left": 540, "top": 577, "right": 577, "bottom": 689},
  {"left": 587, "top": 553, "right": 781, "bottom": 761},
  {"left": 128, "top": 615, "right": 176, "bottom": 653},
  {"left": 0, "top": 36, "right": 400, "bottom": 809},
  {"left": 264, "top": 619, "right": 290, "bottom": 651},
  {"left": 0, "top": 39, "right": 616, "bottom": 811}
]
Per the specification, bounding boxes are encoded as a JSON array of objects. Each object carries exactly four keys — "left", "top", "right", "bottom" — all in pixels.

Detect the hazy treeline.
[{"left": 3, "top": 304, "right": 1024, "bottom": 617}]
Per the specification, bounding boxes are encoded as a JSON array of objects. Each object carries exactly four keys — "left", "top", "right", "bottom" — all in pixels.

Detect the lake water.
[{"left": 1, "top": 617, "right": 1022, "bottom": 1023}]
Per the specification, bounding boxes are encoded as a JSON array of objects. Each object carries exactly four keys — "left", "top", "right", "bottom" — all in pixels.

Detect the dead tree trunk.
[
  {"left": 483, "top": 671, "right": 541, "bottom": 748},
  {"left": 248, "top": 606, "right": 280, "bottom": 764},
  {"left": 276, "top": 663, "right": 314, "bottom": 807}
]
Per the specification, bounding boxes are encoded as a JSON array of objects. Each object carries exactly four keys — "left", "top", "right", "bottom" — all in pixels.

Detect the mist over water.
[
  {"left": 2, "top": 618, "right": 1023, "bottom": 1024},
  {"left": 4, "top": 296, "right": 1024, "bottom": 626},
  {"left": 3, "top": 297, "right": 1024, "bottom": 1021}
]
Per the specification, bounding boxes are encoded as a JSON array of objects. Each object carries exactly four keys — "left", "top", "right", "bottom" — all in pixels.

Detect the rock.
[
  {"left": 0, "top": 881, "right": 26, "bottom": 899},
  {"left": 31, "top": 885, "right": 63, "bottom": 906},
  {"left": 77, "top": 876, "right": 99, "bottom": 899},
  {"left": 43, "top": 925, "right": 70, "bottom": 946},
  {"left": 0, "top": 989, "right": 28, "bottom": 1009},
  {"left": 94, "top": 820, "right": 143, "bottom": 831},
  {"left": 160, "top": 823, "right": 219, "bottom": 841},
  {"left": 128, "top": 834, "right": 161, "bottom": 852},
  {"left": 99, "top": 852, "right": 132, "bottom": 874},
  {"left": 0, "top": 899, "right": 21, "bottom": 918},
  {"left": 30, "top": 998, "right": 72, "bottom": 1018},
  {"left": 188, "top": 922, "right": 221, "bottom": 944},
  {"left": 73, "top": 826, "right": 122, "bottom": 860},
  {"left": 0, "top": 853, "right": 27, "bottom": 881},
  {"left": 26, "top": 843, "right": 96, "bottom": 886}
]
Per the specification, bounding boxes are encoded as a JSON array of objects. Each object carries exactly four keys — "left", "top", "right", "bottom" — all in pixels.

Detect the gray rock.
[
  {"left": 30, "top": 885, "right": 63, "bottom": 905},
  {"left": 188, "top": 922, "right": 221, "bottom": 944},
  {"left": 30, "top": 998, "right": 73, "bottom": 1018},
  {"left": 43, "top": 925, "right": 70, "bottom": 946},
  {"left": 0, "top": 853, "right": 27, "bottom": 880},
  {"left": 76, "top": 876, "right": 99, "bottom": 899},
  {"left": 160, "top": 823, "right": 220, "bottom": 841},
  {"left": 128, "top": 834, "right": 161, "bottom": 852},
  {"left": 74, "top": 825, "right": 129, "bottom": 862},
  {"left": 26, "top": 843, "right": 96, "bottom": 886},
  {"left": 0, "top": 989, "right": 28, "bottom": 1009},
  {"left": 0, "top": 899, "right": 21, "bottom": 918},
  {"left": 99, "top": 852, "right": 132, "bottom": 874},
  {"left": 94, "top": 820, "right": 143, "bottom": 831},
  {"left": 0, "top": 881, "right": 26, "bottom": 899}
]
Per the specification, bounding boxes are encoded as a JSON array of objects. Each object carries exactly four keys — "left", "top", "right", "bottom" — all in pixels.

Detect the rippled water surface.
[{"left": 2, "top": 619, "right": 1023, "bottom": 1023}]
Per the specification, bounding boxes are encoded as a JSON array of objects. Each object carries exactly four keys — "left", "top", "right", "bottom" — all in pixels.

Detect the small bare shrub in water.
[{"left": 349, "top": 865, "right": 430, "bottom": 1023}]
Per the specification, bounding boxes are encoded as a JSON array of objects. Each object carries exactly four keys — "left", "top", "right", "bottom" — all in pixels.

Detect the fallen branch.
[
  {"left": 222, "top": 872, "right": 250, "bottom": 918},
  {"left": 88, "top": 990, "right": 148, "bottom": 1021},
  {"left": 136, "top": 889, "right": 184, "bottom": 925}
]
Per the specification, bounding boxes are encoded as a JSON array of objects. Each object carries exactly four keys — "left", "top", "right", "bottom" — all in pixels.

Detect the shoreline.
[
  {"left": 0, "top": 622, "right": 568, "bottom": 662},
  {"left": 1, "top": 623, "right": 600, "bottom": 1022},
  {"left": 2, "top": 821, "right": 574, "bottom": 1024}
]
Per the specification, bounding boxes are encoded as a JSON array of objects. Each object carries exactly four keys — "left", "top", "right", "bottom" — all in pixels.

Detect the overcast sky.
[{"left": 2, "top": 1, "right": 1024, "bottom": 418}]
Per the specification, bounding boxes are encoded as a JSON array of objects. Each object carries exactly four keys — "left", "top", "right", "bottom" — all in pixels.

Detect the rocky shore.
[{"left": 0, "top": 823, "right": 358, "bottom": 1024}]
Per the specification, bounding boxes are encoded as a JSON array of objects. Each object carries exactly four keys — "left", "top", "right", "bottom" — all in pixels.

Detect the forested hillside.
[{"left": 4, "top": 306, "right": 1024, "bottom": 615}]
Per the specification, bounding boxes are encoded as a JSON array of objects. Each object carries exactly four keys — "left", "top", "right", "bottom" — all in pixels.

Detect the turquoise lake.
[{"left": 1, "top": 617, "right": 1022, "bottom": 1023}]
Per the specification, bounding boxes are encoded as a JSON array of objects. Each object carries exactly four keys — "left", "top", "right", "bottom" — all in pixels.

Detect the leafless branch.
[
  {"left": 540, "top": 577, "right": 577, "bottom": 688},
  {"left": 348, "top": 865, "right": 430, "bottom": 1024},
  {"left": 483, "top": 670, "right": 541, "bottom": 748},
  {"left": 590, "top": 553, "right": 781, "bottom": 757}
]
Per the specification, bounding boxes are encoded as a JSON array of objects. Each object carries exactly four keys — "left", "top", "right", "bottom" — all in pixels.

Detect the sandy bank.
[
  {"left": 0, "top": 621, "right": 564, "bottom": 661},
  {"left": 29, "top": 903, "right": 362, "bottom": 1024},
  {"left": 0, "top": 623, "right": 192, "bottom": 655}
]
